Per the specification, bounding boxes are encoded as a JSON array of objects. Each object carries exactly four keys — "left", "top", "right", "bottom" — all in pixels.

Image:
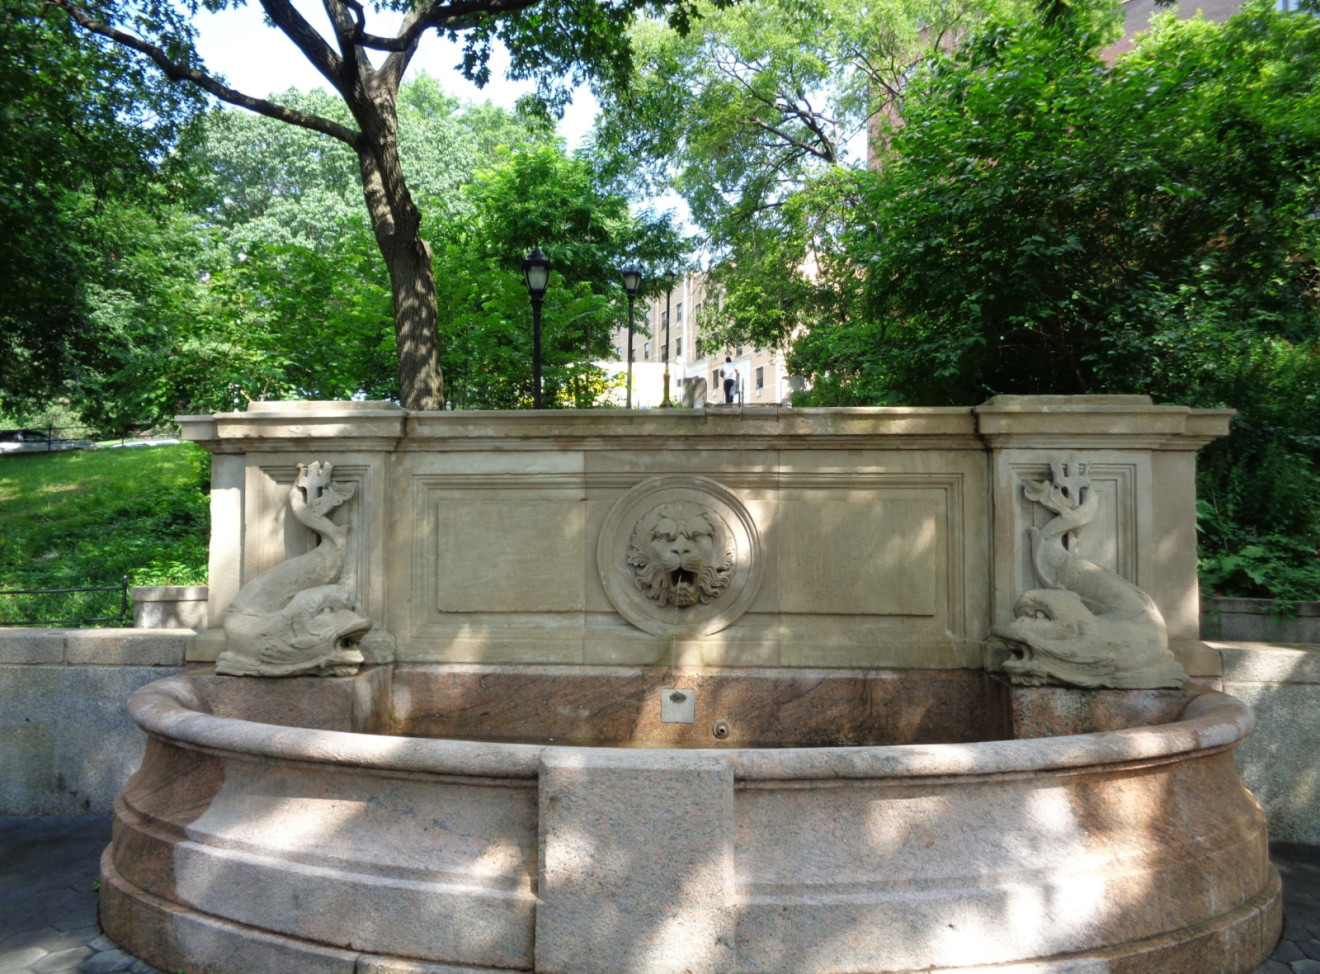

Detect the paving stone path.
[{"left": 2, "top": 815, "right": 1317, "bottom": 973}]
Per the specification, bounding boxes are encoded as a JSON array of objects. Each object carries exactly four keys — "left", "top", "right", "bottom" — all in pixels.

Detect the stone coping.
[
  {"left": 0, "top": 628, "right": 192, "bottom": 666},
  {"left": 1210, "top": 640, "right": 1320, "bottom": 684},
  {"left": 128, "top": 671, "right": 1253, "bottom": 783},
  {"left": 130, "top": 585, "right": 209, "bottom": 600},
  {"left": 176, "top": 395, "right": 1234, "bottom": 452}
]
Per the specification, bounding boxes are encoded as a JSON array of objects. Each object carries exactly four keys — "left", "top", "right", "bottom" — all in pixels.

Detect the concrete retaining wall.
[
  {"left": 131, "top": 585, "right": 208, "bottom": 629},
  {"left": 3, "top": 628, "right": 1318, "bottom": 843},
  {"left": 1204, "top": 598, "right": 1320, "bottom": 644},
  {"left": 1217, "top": 640, "right": 1320, "bottom": 844},
  {"left": 0, "top": 629, "right": 188, "bottom": 815}
]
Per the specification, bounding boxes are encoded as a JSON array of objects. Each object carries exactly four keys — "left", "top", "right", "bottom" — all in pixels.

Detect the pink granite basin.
[{"left": 101, "top": 665, "right": 1281, "bottom": 974}]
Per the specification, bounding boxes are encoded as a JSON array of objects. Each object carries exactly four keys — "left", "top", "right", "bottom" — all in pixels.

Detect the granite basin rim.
[{"left": 128, "top": 672, "right": 1256, "bottom": 780}]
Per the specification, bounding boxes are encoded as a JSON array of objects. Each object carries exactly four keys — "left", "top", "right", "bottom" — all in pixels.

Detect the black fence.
[
  {"left": 0, "top": 576, "right": 130, "bottom": 627},
  {"left": 0, "top": 426, "right": 179, "bottom": 453}
]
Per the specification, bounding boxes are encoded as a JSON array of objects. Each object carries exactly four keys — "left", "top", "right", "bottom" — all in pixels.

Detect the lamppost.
[
  {"left": 522, "top": 248, "right": 551, "bottom": 408},
  {"left": 661, "top": 269, "right": 676, "bottom": 407},
  {"left": 621, "top": 264, "right": 642, "bottom": 408}
]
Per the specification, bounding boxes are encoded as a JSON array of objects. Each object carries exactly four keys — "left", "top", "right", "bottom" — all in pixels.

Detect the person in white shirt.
[{"left": 720, "top": 357, "right": 739, "bottom": 404}]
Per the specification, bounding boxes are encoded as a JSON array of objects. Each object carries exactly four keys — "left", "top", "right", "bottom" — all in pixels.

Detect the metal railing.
[
  {"left": 0, "top": 575, "right": 130, "bottom": 627},
  {"left": 0, "top": 426, "right": 179, "bottom": 452}
]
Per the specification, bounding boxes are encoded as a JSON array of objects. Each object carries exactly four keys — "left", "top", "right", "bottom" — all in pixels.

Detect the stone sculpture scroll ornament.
[
  {"left": 988, "top": 459, "right": 1188, "bottom": 689},
  {"left": 216, "top": 461, "right": 372, "bottom": 678}
]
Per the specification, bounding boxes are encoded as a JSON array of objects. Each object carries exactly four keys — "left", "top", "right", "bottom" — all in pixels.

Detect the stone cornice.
[
  {"left": 974, "top": 395, "right": 1234, "bottom": 451},
  {"left": 179, "top": 396, "right": 1234, "bottom": 454}
]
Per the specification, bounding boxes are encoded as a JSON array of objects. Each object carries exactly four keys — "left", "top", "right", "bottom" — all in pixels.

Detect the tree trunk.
[{"left": 354, "top": 91, "right": 443, "bottom": 411}]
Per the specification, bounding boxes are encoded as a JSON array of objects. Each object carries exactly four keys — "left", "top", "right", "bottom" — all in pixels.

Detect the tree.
[
  {"left": 185, "top": 77, "right": 555, "bottom": 250},
  {"left": 787, "top": 0, "right": 1320, "bottom": 599},
  {"left": 436, "top": 145, "right": 688, "bottom": 407},
  {"left": 68, "top": 83, "right": 566, "bottom": 423},
  {"left": 587, "top": 0, "right": 1017, "bottom": 354},
  {"left": 0, "top": 1, "right": 200, "bottom": 415},
  {"left": 791, "top": 0, "right": 1319, "bottom": 405},
  {"left": 51, "top": 0, "right": 714, "bottom": 410},
  {"left": 59, "top": 94, "right": 680, "bottom": 421}
]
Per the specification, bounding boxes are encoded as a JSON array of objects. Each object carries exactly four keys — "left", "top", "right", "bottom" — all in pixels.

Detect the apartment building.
[{"left": 610, "top": 270, "right": 798, "bottom": 407}]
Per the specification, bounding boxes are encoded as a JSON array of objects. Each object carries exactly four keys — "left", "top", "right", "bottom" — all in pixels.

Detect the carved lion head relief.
[
  {"left": 598, "top": 476, "right": 761, "bottom": 637},
  {"left": 626, "top": 502, "right": 735, "bottom": 608}
]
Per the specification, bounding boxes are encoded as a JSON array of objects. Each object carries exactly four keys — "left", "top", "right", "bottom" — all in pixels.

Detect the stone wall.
[
  {"left": 3, "top": 628, "right": 1318, "bottom": 843},
  {"left": 130, "top": 585, "right": 208, "bottom": 629},
  {"left": 1204, "top": 598, "right": 1320, "bottom": 644},
  {"left": 0, "top": 629, "right": 188, "bottom": 815},
  {"left": 1217, "top": 641, "right": 1320, "bottom": 844},
  {"left": 180, "top": 396, "right": 1231, "bottom": 675}
]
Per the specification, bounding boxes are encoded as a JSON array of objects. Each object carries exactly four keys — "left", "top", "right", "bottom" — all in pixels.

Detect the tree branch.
[
  {"left": 321, "top": 0, "right": 375, "bottom": 79},
  {"left": 352, "top": 0, "right": 545, "bottom": 52},
  {"left": 258, "top": 0, "right": 347, "bottom": 85},
  {"left": 708, "top": 51, "right": 839, "bottom": 164},
  {"left": 48, "top": 0, "right": 361, "bottom": 145},
  {"left": 379, "top": 2, "right": 429, "bottom": 90},
  {"left": 745, "top": 116, "right": 836, "bottom": 163}
]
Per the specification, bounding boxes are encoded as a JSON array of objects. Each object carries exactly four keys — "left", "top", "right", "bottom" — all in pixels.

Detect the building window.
[
  {"left": 676, "top": 337, "right": 682, "bottom": 359},
  {"left": 676, "top": 302, "right": 684, "bottom": 326},
  {"left": 644, "top": 341, "right": 651, "bottom": 359},
  {"left": 756, "top": 366, "right": 764, "bottom": 391}
]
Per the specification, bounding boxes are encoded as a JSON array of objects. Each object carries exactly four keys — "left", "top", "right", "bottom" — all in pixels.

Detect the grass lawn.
[{"left": 0, "top": 443, "right": 209, "bottom": 625}]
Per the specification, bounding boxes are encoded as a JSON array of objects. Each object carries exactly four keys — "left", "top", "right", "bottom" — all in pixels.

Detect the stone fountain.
[{"left": 100, "top": 395, "right": 1281, "bottom": 973}]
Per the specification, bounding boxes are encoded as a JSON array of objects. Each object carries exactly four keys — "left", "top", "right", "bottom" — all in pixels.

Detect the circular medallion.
[{"left": 597, "top": 476, "right": 761, "bottom": 636}]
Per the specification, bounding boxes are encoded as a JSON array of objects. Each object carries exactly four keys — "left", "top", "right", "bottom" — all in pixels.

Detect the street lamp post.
[
  {"left": 621, "top": 265, "right": 642, "bottom": 408},
  {"left": 661, "top": 269, "right": 676, "bottom": 408},
  {"left": 522, "top": 248, "right": 551, "bottom": 408}
]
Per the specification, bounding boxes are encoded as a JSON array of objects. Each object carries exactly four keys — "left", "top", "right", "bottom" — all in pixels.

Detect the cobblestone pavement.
[{"left": 2, "top": 815, "right": 1318, "bottom": 973}]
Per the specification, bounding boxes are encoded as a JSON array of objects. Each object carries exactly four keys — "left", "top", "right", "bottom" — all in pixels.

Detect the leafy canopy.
[
  {"left": 785, "top": 0, "right": 1320, "bottom": 600},
  {"left": 0, "top": 0, "right": 202, "bottom": 414},
  {"left": 790, "top": 0, "right": 1320, "bottom": 406},
  {"left": 45, "top": 0, "right": 724, "bottom": 409},
  {"left": 438, "top": 146, "right": 689, "bottom": 408},
  {"left": 587, "top": 0, "right": 1021, "bottom": 356}
]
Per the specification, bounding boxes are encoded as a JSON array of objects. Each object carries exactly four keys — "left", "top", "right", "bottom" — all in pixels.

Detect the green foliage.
[
  {"left": 0, "top": 1, "right": 201, "bottom": 414},
  {"left": 439, "top": 260, "right": 622, "bottom": 408},
  {"left": 43, "top": 0, "right": 707, "bottom": 409},
  {"left": 47, "top": 83, "right": 628, "bottom": 422},
  {"left": 463, "top": 146, "right": 685, "bottom": 287},
  {"left": 0, "top": 444, "right": 210, "bottom": 625},
  {"left": 794, "top": 1, "right": 1320, "bottom": 404},
  {"left": 436, "top": 145, "right": 688, "bottom": 408},
  {"left": 198, "top": 226, "right": 399, "bottom": 403},
  {"left": 11, "top": 71, "right": 682, "bottom": 423},
  {"left": 183, "top": 78, "right": 552, "bottom": 249},
  {"left": 589, "top": 0, "right": 1021, "bottom": 356},
  {"left": 185, "top": 89, "right": 365, "bottom": 249},
  {"left": 788, "top": 0, "right": 1320, "bottom": 600},
  {"left": 73, "top": 201, "right": 225, "bottom": 426}
]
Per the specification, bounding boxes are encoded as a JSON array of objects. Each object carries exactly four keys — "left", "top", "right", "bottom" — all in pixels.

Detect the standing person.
[{"left": 720, "top": 356, "right": 739, "bottom": 404}]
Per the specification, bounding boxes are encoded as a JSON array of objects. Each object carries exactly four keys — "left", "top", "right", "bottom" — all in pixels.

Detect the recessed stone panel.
[
  {"left": 430, "top": 500, "right": 586, "bottom": 613},
  {"left": 779, "top": 493, "right": 942, "bottom": 616}
]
